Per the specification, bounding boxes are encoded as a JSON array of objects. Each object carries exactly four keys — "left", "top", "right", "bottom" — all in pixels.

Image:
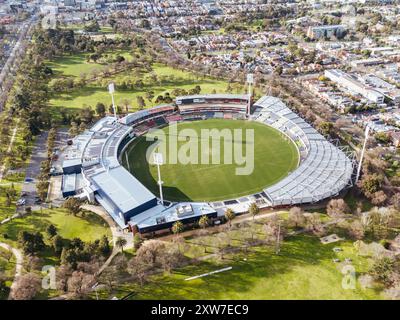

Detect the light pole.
[
  {"left": 246, "top": 73, "right": 254, "bottom": 117},
  {"left": 355, "top": 125, "right": 370, "bottom": 184},
  {"left": 153, "top": 152, "right": 164, "bottom": 205},
  {"left": 108, "top": 82, "right": 117, "bottom": 119}
]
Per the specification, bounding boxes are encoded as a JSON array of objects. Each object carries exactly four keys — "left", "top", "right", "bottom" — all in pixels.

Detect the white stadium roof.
[{"left": 253, "top": 96, "right": 353, "bottom": 205}]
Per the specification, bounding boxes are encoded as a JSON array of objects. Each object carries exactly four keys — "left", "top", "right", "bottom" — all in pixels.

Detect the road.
[
  {"left": 0, "top": 242, "right": 23, "bottom": 300},
  {"left": 18, "top": 131, "right": 49, "bottom": 212},
  {"left": 0, "top": 14, "right": 38, "bottom": 112}
]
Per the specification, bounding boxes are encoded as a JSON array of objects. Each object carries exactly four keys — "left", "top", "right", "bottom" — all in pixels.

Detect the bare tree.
[
  {"left": 326, "top": 199, "right": 350, "bottom": 219},
  {"left": 67, "top": 271, "right": 96, "bottom": 298},
  {"left": 158, "top": 245, "right": 185, "bottom": 274},
  {"left": 127, "top": 257, "right": 151, "bottom": 287},
  {"left": 371, "top": 191, "right": 387, "bottom": 206},
  {"left": 135, "top": 240, "right": 166, "bottom": 267},
  {"left": 305, "top": 214, "right": 325, "bottom": 236},
  {"left": 348, "top": 220, "right": 365, "bottom": 240},
  {"left": 288, "top": 207, "right": 306, "bottom": 228},
  {"left": 11, "top": 273, "right": 41, "bottom": 300}
]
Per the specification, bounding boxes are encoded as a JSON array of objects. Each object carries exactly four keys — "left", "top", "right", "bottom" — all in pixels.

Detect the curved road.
[{"left": 0, "top": 242, "right": 23, "bottom": 299}]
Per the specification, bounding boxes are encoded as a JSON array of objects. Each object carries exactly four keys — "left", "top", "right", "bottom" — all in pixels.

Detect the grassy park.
[
  {"left": 111, "top": 234, "right": 382, "bottom": 300},
  {"left": 0, "top": 208, "right": 111, "bottom": 258},
  {"left": 123, "top": 119, "right": 299, "bottom": 202},
  {"left": 47, "top": 50, "right": 230, "bottom": 116}
]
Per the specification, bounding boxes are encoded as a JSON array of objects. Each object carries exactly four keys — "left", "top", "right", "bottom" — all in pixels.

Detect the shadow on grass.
[
  {"left": 122, "top": 235, "right": 340, "bottom": 300},
  {"left": 123, "top": 138, "right": 193, "bottom": 202}
]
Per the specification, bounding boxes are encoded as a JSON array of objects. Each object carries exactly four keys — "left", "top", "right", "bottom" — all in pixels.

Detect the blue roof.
[{"left": 91, "top": 166, "right": 156, "bottom": 214}]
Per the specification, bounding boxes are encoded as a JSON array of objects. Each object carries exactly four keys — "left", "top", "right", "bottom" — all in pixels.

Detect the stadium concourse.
[{"left": 58, "top": 94, "right": 354, "bottom": 235}]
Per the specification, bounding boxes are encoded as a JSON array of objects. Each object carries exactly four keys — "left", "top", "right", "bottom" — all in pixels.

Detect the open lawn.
[
  {"left": 47, "top": 50, "right": 134, "bottom": 78},
  {"left": 114, "top": 235, "right": 381, "bottom": 300},
  {"left": 123, "top": 119, "right": 299, "bottom": 202},
  {"left": 48, "top": 61, "right": 229, "bottom": 115},
  {"left": 0, "top": 208, "right": 111, "bottom": 247}
]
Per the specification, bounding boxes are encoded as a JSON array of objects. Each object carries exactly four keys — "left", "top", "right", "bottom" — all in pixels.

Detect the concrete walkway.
[
  {"left": 0, "top": 125, "right": 18, "bottom": 183},
  {"left": 0, "top": 242, "right": 23, "bottom": 300}
]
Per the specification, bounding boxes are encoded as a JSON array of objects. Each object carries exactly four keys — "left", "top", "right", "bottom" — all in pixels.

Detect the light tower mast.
[
  {"left": 153, "top": 152, "right": 164, "bottom": 205},
  {"left": 355, "top": 125, "right": 370, "bottom": 184},
  {"left": 108, "top": 82, "right": 117, "bottom": 119},
  {"left": 246, "top": 73, "right": 254, "bottom": 117}
]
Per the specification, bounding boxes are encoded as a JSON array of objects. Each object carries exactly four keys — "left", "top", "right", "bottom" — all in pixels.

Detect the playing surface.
[{"left": 122, "top": 119, "right": 299, "bottom": 202}]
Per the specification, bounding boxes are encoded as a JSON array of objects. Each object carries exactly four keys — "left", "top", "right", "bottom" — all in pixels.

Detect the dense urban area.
[{"left": 1, "top": 0, "right": 400, "bottom": 302}]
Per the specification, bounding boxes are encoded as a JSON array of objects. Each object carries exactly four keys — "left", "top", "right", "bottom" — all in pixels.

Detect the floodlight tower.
[
  {"left": 246, "top": 73, "right": 254, "bottom": 117},
  {"left": 355, "top": 125, "right": 370, "bottom": 184},
  {"left": 108, "top": 82, "right": 117, "bottom": 119},
  {"left": 153, "top": 152, "right": 164, "bottom": 205}
]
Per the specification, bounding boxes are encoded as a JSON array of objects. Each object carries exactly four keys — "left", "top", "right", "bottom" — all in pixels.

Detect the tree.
[
  {"left": 52, "top": 235, "right": 64, "bottom": 255},
  {"left": 136, "top": 96, "right": 146, "bottom": 110},
  {"left": 95, "top": 102, "right": 106, "bottom": 117},
  {"left": 305, "top": 214, "right": 325, "bottom": 236},
  {"left": 224, "top": 208, "right": 235, "bottom": 229},
  {"left": 11, "top": 273, "right": 41, "bottom": 300},
  {"left": 135, "top": 240, "right": 165, "bottom": 267},
  {"left": 198, "top": 215, "right": 210, "bottom": 229},
  {"left": 326, "top": 199, "right": 350, "bottom": 218},
  {"left": 46, "top": 224, "right": 57, "bottom": 238},
  {"left": 145, "top": 91, "right": 154, "bottom": 102},
  {"left": 99, "top": 266, "right": 118, "bottom": 292},
  {"left": 133, "top": 233, "right": 142, "bottom": 250},
  {"left": 18, "top": 231, "right": 45, "bottom": 255},
  {"left": 390, "top": 193, "right": 400, "bottom": 210},
  {"left": 158, "top": 245, "right": 185, "bottom": 274},
  {"left": 371, "top": 191, "right": 387, "bottom": 206},
  {"left": 263, "top": 215, "right": 286, "bottom": 253},
  {"left": 67, "top": 270, "right": 95, "bottom": 298},
  {"left": 369, "top": 257, "right": 396, "bottom": 286},
  {"left": 348, "top": 220, "right": 365, "bottom": 240},
  {"left": 172, "top": 221, "right": 184, "bottom": 237},
  {"left": 249, "top": 202, "right": 259, "bottom": 221},
  {"left": 115, "top": 237, "right": 127, "bottom": 253},
  {"left": 317, "top": 121, "right": 334, "bottom": 136},
  {"left": 99, "top": 235, "right": 111, "bottom": 256},
  {"left": 288, "top": 207, "right": 305, "bottom": 228},
  {"left": 62, "top": 197, "right": 82, "bottom": 215},
  {"left": 127, "top": 257, "right": 150, "bottom": 287},
  {"left": 358, "top": 174, "right": 383, "bottom": 198}
]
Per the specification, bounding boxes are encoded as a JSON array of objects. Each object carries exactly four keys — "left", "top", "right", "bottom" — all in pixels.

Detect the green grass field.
[
  {"left": 112, "top": 234, "right": 382, "bottom": 300},
  {"left": 0, "top": 208, "right": 111, "bottom": 247},
  {"left": 123, "top": 119, "right": 299, "bottom": 202},
  {"left": 49, "top": 63, "right": 229, "bottom": 115},
  {"left": 47, "top": 50, "right": 134, "bottom": 78}
]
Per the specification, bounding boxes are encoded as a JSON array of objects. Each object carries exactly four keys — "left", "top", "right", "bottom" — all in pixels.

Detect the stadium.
[{"left": 59, "top": 94, "right": 354, "bottom": 235}]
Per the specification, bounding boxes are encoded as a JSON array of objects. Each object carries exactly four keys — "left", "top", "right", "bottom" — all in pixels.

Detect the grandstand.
[
  {"left": 58, "top": 95, "right": 354, "bottom": 235},
  {"left": 176, "top": 94, "right": 248, "bottom": 114},
  {"left": 252, "top": 96, "right": 353, "bottom": 206}
]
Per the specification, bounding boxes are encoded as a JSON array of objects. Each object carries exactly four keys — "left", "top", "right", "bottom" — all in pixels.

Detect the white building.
[
  {"left": 325, "top": 69, "right": 385, "bottom": 104},
  {"left": 307, "top": 25, "right": 346, "bottom": 39}
]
